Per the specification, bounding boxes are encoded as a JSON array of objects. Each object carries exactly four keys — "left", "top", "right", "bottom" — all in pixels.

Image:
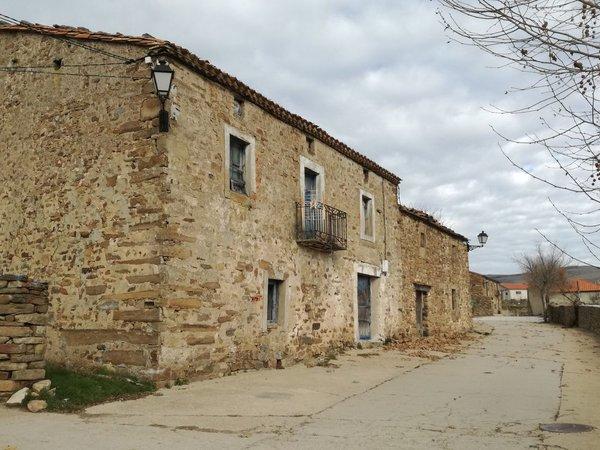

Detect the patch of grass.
[
  {"left": 174, "top": 377, "right": 189, "bottom": 386},
  {"left": 41, "top": 365, "right": 156, "bottom": 412}
]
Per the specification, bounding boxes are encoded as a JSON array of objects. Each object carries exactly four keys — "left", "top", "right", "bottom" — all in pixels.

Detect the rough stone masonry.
[
  {"left": 0, "top": 24, "right": 472, "bottom": 383},
  {"left": 0, "top": 275, "right": 48, "bottom": 399}
]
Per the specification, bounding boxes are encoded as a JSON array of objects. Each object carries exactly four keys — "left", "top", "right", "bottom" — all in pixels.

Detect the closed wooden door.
[
  {"left": 416, "top": 290, "right": 424, "bottom": 337},
  {"left": 357, "top": 275, "right": 371, "bottom": 340}
]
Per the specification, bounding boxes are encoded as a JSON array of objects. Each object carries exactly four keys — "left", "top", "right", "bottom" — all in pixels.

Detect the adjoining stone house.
[
  {"left": 0, "top": 23, "right": 471, "bottom": 382},
  {"left": 469, "top": 272, "right": 501, "bottom": 316}
]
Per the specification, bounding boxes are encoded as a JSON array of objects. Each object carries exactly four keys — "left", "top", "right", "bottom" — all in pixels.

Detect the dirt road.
[{"left": 1, "top": 317, "right": 599, "bottom": 449}]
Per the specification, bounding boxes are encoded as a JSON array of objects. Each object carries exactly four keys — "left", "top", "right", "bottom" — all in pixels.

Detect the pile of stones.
[
  {"left": 0, "top": 275, "right": 49, "bottom": 402},
  {"left": 6, "top": 379, "right": 53, "bottom": 412}
]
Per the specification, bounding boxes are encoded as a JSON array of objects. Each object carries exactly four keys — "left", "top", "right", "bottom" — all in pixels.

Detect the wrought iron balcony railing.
[{"left": 295, "top": 201, "right": 347, "bottom": 251}]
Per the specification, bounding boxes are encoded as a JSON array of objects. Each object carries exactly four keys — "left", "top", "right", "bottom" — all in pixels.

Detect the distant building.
[
  {"left": 549, "top": 278, "right": 600, "bottom": 306},
  {"left": 500, "top": 283, "right": 531, "bottom": 316},
  {"left": 470, "top": 272, "right": 501, "bottom": 316}
]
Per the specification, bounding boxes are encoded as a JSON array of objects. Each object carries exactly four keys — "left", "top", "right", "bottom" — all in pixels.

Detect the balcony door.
[{"left": 304, "top": 168, "right": 321, "bottom": 234}]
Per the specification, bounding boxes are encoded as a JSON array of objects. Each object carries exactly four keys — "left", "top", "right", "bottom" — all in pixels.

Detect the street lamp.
[
  {"left": 468, "top": 230, "right": 488, "bottom": 251},
  {"left": 151, "top": 59, "right": 174, "bottom": 132}
]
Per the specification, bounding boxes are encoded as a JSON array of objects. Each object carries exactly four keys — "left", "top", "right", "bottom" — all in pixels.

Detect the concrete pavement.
[{"left": 1, "top": 316, "right": 599, "bottom": 449}]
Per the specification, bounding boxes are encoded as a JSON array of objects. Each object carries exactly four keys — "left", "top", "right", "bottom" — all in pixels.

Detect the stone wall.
[
  {"left": 156, "top": 58, "right": 471, "bottom": 379},
  {"left": 501, "top": 299, "right": 531, "bottom": 316},
  {"left": 578, "top": 305, "right": 600, "bottom": 335},
  {"left": 0, "top": 32, "right": 166, "bottom": 380},
  {"left": 548, "top": 304, "right": 577, "bottom": 327},
  {"left": 0, "top": 30, "right": 472, "bottom": 382},
  {"left": 0, "top": 275, "right": 48, "bottom": 399}
]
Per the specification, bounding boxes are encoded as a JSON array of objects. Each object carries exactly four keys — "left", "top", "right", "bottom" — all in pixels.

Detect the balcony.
[{"left": 295, "top": 201, "right": 347, "bottom": 252}]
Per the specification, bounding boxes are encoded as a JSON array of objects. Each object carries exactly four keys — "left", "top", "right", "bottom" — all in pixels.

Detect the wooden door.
[{"left": 357, "top": 275, "right": 371, "bottom": 340}]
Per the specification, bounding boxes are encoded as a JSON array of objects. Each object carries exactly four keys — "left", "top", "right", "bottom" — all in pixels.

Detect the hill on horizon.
[{"left": 486, "top": 265, "right": 600, "bottom": 284}]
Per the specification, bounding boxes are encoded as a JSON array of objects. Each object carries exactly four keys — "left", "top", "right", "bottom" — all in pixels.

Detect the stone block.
[
  {"left": 14, "top": 313, "right": 47, "bottom": 325},
  {"left": 85, "top": 285, "right": 107, "bottom": 296},
  {"left": 0, "top": 326, "right": 33, "bottom": 337},
  {"left": 126, "top": 273, "right": 163, "bottom": 284},
  {"left": 0, "top": 304, "right": 35, "bottom": 314},
  {"left": 28, "top": 360, "right": 46, "bottom": 369},
  {"left": 186, "top": 335, "right": 216, "bottom": 346},
  {"left": 12, "top": 336, "right": 44, "bottom": 344},
  {"left": 113, "top": 309, "right": 161, "bottom": 322},
  {"left": 0, "top": 371, "right": 9, "bottom": 379},
  {"left": 62, "top": 329, "right": 159, "bottom": 346},
  {"left": 0, "top": 361, "right": 27, "bottom": 371},
  {"left": 114, "top": 120, "right": 142, "bottom": 134},
  {"left": 140, "top": 97, "right": 161, "bottom": 121},
  {"left": 103, "top": 350, "right": 147, "bottom": 366},
  {"left": 0, "top": 380, "right": 19, "bottom": 392},
  {"left": 165, "top": 298, "right": 203, "bottom": 309},
  {"left": 0, "top": 344, "right": 26, "bottom": 354},
  {"left": 10, "top": 354, "right": 43, "bottom": 363},
  {"left": 11, "top": 369, "right": 45, "bottom": 381}
]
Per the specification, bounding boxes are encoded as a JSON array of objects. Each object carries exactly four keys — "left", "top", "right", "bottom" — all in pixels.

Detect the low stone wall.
[
  {"left": 501, "top": 299, "right": 531, "bottom": 317},
  {"left": 578, "top": 305, "right": 600, "bottom": 335},
  {"left": 0, "top": 275, "right": 48, "bottom": 399},
  {"left": 547, "top": 304, "right": 577, "bottom": 327}
]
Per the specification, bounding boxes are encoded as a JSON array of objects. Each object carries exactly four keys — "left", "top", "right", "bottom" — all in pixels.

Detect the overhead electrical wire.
[
  {"left": 0, "top": 67, "right": 147, "bottom": 80},
  {"left": 0, "top": 12, "right": 138, "bottom": 64}
]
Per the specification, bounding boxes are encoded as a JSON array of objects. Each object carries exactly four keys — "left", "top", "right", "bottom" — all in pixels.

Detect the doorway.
[
  {"left": 415, "top": 285, "right": 430, "bottom": 337},
  {"left": 357, "top": 274, "right": 372, "bottom": 340}
]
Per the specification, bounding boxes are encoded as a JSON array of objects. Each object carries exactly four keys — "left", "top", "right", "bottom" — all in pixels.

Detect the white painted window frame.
[
  {"left": 224, "top": 124, "right": 256, "bottom": 197},
  {"left": 299, "top": 156, "right": 325, "bottom": 202}
]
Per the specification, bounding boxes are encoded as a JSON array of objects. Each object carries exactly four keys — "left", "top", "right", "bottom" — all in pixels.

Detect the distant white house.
[{"left": 500, "top": 283, "right": 528, "bottom": 301}]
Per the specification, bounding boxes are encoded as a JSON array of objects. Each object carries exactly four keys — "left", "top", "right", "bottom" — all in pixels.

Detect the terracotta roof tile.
[
  {"left": 0, "top": 22, "right": 398, "bottom": 184},
  {"left": 557, "top": 278, "right": 600, "bottom": 293}
]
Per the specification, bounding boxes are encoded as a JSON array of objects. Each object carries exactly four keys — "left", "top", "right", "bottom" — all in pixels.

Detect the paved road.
[{"left": 1, "top": 317, "right": 599, "bottom": 449}]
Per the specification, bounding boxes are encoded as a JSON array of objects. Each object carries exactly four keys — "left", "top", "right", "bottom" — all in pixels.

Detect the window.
[
  {"left": 451, "top": 289, "right": 458, "bottom": 311},
  {"left": 359, "top": 190, "right": 374, "bottom": 241},
  {"left": 362, "top": 197, "right": 373, "bottom": 236},
  {"left": 515, "top": 291, "right": 521, "bottom": 295},
  {"left": 229, "top": 135, "right": 247, "bottom": 194},
  {"left": 224, "top": 125, "right": 256, "bottom": 198},
  {"left": 363, "top": 168, "right": 369, "bottom": 183},
  {"left": 306, "top": 136, "right": 315, "bottom": 154},
  {"left": 420, "top": 232, "right": 426, "bottom": 247},
  {"left": 267, "top": 279, "right": 283, "bottom": 325},
  {"left": 233, "top": 97, "right": 244, "bottom": 117}
]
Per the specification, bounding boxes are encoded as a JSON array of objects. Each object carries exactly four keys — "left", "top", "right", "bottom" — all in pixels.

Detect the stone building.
[
  {"left": 0, "top": 23, "right": 471, "bottom": 381},
  {"left": 469, "top": 272, "right": 501, "bottom": 316}
]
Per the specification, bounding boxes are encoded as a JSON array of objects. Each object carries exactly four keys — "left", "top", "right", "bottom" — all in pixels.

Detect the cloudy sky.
[{"left": 1, "top": 0, "right": 595, "bottom": 274}]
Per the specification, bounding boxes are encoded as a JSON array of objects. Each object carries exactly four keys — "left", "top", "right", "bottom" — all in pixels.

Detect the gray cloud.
[{"left": 1, "top": 0, "right": 594, "bottom": 273}]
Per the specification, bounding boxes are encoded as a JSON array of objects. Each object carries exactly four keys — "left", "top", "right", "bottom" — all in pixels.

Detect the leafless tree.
[
  {"left": 438, "top": 1, "right": 600, "bottom": 265},
  {"left": 518, "top": 244, "right": 568, "bottom": 320}
]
